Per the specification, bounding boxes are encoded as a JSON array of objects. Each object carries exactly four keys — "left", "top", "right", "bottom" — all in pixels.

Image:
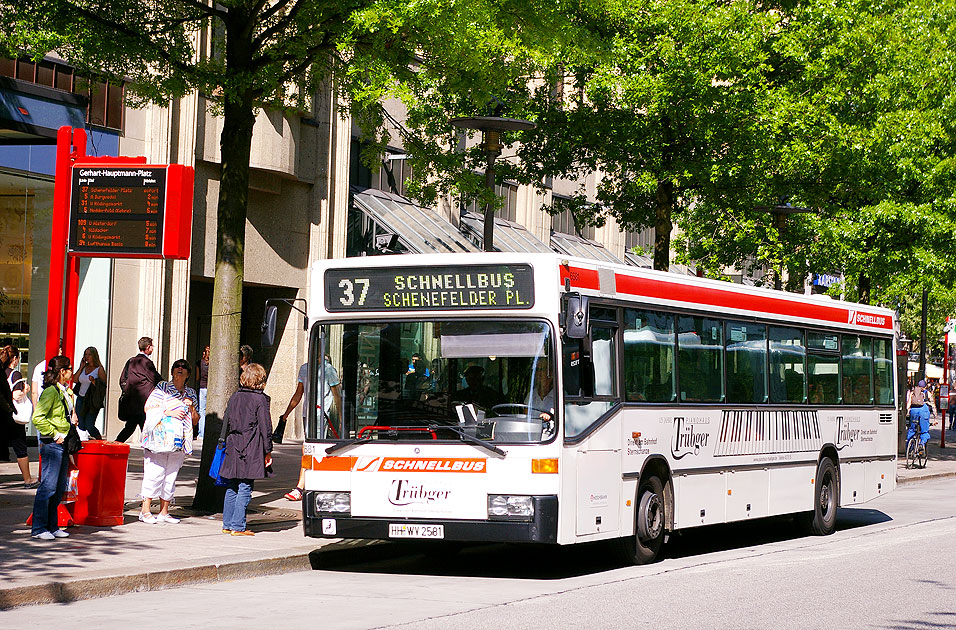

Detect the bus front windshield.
[{"left": 312, "top": 320, "right": 556, "bottom": 444}]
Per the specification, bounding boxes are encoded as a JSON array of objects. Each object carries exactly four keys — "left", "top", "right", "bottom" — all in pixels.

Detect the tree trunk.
[
  {"left": 192, "top": 94, "right": 256, "bottom": 512},
  {"left": 653, "top": 178, "right": 673, "bottom": 271}
]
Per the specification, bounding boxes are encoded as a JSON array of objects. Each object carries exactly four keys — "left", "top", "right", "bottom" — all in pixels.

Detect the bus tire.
[
  {"left": 799, "top": 457, "right": 838, "bottom": 536},
  {"left": 615, "top": 475, "right": 665, "bottom": 565}
]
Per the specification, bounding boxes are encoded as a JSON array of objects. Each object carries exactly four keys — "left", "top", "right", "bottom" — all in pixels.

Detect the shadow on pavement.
[
  {"left": 884, "top": 611, "right": 956, "bottom": 630},
  {"left": 310, "top": 538, "right": 628, "bottom": 579},
  {"left": 309, "top": 505, "right": 894, "bottom": 580}
]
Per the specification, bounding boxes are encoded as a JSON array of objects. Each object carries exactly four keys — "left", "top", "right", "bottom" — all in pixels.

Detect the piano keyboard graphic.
[{"left": 714, "top": 410, "right": 822, "bottom": 456}]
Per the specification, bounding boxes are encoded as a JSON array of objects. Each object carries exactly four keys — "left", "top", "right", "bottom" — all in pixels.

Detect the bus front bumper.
[{"left": 304, "top": 494, "right": 558, "bottom": 544}]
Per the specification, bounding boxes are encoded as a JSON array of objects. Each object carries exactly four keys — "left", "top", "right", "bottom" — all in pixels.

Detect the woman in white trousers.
[{"left": 139, "top": 359, "right": 199, "bottom": 524}]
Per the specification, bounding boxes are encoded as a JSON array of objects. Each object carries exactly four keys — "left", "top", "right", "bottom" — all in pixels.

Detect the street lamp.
[
  {"left": 451, "top": 115, "right": 535, "bottom": 252},
  {"left": 754, "top": 199, "right": 813, "bottom": 291},
  {"left": 899, "top": 333, "right": 912, "bottom": 354}
]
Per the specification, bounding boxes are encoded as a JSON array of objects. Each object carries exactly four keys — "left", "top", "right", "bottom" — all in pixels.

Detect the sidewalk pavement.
[
  {"left": 896, "top": 426, "right": 956, "bottom": 484},
  {"left": 3, "top": 427, "right": 956, "bottom": 610},
  {"left": 0, "top": 438, "right": 346, "bottom": 610}
]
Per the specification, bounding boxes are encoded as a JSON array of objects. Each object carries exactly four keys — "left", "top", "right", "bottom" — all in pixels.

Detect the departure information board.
[
  {"left": 325, "top": 264, "right": 535, "bottom": 311},
  {"left": 69, "top": 167, "right": 166, "bottom": 255}
]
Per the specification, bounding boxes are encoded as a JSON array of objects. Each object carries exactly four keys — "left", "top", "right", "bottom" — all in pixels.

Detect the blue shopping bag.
[
  {"left": 208, "top": 441, "right": 228, "bottom": 486},
  {"left": 208, "top": 417, "right": 230, "bottom": 487}
]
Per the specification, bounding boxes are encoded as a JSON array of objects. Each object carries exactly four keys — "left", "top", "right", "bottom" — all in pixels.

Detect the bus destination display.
[
  {"left": 69, "top": 167, "right": 167, "bottom": 255},
  {"left": 326, "top": 264, "right": 535, "bottom": 311}
]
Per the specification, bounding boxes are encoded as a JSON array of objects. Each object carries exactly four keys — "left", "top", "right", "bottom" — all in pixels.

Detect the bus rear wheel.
[
  {"left": 799, "top": 457, "right": 838, "bottom": 536},
  {"left": 615, "top": 475, "right": 665, "bottom": 565}
]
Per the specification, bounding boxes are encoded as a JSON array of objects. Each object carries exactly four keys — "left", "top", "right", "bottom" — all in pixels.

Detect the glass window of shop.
[{"left": 0, "top": 169, "right": 54, "bottom": 403}]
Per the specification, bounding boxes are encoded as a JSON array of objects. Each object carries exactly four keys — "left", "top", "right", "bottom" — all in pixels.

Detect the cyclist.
[{"left": 906, "top": 379, "right": 936, "bottom": 449}]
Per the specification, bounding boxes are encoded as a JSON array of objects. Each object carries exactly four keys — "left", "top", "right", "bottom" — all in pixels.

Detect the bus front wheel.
[
  {"left": 798, "top": 457, "right": 838, "bottom": 536},
  {"left": 615, "top": 475, "right": 665, "bottom": 565}
]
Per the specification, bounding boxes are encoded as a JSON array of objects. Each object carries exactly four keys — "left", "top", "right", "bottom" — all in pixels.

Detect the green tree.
[
  {"left": 402, "top": 0, "right": 790, "bottom": 271},
  {"left": 1, "top": 0, "right": 567, "bottom": 508},
  {"left": 681, "top": 0, "right": 956, "bottom": 326},
  {"left": 515, "top": 0, "right": 783, "bottom": 271}
]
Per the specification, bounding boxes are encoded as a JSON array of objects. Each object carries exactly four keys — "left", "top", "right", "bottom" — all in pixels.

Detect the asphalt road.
[{"left": 5, "top": 478, "right": 956, "bottom": 629}]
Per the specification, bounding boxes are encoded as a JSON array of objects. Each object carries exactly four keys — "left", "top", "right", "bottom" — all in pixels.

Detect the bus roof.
[{"left": 312, "top": 253, "right": 896, "bottom": 335}]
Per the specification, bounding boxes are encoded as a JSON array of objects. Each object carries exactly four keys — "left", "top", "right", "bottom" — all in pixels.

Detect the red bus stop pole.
[
  {"left": 942, "top": 320, "right": 948, "bottom": 449},
  {"left": 46, "top": 126, "right": 86, "bottom": 363}
]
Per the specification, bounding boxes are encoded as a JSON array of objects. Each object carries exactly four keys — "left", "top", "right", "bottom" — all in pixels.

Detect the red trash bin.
[{"left": 72, "top": 440, "right": 130, "bottom": 526}]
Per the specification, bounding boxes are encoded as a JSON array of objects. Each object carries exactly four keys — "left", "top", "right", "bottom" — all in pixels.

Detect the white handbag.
[{"left": 11, "top": 378, "right": 32, "bottom": 425}]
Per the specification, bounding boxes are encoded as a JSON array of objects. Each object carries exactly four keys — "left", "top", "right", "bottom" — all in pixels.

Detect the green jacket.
[{"left": 32, "top": 384, "right": 74, "bottom": 437}]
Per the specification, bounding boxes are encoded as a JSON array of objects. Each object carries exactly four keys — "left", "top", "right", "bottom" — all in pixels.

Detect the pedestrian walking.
[
  {"left": 139, "top": 359, "right": 199, "bottom": 524},
  {"left": 239, "top": 344, "right": 253, "bottom": 373},
  {"left": 30, "top": 356, "right": 76, "bottom": 540},
  {"left": 221, "top": 363, "right": 273, "bottom": 536},
  {"left": 115, "top": 337, "right": 162, "bottom": 443},
  {"left": 279, "top": 356, "right": 341, "bottom": 501},
  {"left": 195, "top": 345, "right": 209, "bottom": 438},
  {"left": 1, "top": 346, "right": 37, "bottom": 487},
  {"left": 72, "top": 346, "right": 105, "bottom": 439}
]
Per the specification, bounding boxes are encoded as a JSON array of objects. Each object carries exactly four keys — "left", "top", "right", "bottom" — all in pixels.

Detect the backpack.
[{"left": 910, "top": 388, "right": 927, "bottom": 407}]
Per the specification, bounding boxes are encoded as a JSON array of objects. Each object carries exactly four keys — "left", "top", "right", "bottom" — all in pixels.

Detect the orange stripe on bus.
[{"left": 303, "top": 456, "right": 355, "bottom": 471}]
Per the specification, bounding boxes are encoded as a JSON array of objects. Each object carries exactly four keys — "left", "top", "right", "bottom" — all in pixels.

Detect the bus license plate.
[{"left": 388, "top": 523, "right": 444, "bottom": 539}]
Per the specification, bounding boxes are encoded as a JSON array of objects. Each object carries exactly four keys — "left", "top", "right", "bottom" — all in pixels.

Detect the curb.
[
  {"left": 0, "top": 550, "right": 315, "bottom": 610},
  {"left": 898, "top": 469, "right": 956, "bottom": 485},
  {"left": 0, "top": 535, "right": 389, "bottom": 611}
]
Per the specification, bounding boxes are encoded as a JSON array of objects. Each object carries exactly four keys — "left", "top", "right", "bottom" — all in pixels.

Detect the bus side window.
[
  {"left": 563, "top": 326, "right": 618, "bottom": 439},
  {"left": 623, "top": 309, "right": 676, "bottom": 403},
  {"left": 677, "top": 316, "right": 723, "bottom": 402},
  {"left": 873, "top": 338, "right": 895, "bottom": 405}
]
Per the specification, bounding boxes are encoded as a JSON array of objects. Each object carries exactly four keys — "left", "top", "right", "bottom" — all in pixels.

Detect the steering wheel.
[
  {"left": 491, "top": 403, "right": 532, "bottom": 415},
  {"left": 490, "top": 404, "right": 553, "bottom": 420}
]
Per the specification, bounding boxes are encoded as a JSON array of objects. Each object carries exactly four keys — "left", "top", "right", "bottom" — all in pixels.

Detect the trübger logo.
[
  {"left": 671, "top": 417, "right": 710, "bottom": 460},
  {"left": 388, "top": 480, "right": 452, "bottom": 506}
]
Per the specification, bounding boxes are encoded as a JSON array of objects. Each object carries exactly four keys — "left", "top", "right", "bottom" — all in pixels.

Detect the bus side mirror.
[
  {"left": 261, "top": 305, "right": 278, "bottom": 348},
  {"left": 565, "top": 295, "right": 589, "bottom": 339}
]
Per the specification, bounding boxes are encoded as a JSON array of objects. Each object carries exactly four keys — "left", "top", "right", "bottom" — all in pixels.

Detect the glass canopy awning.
[
  {"left": 352, "top": 188, "right": 479, "bottom": 254},
  {"left": 550, "top": 231, "right": 624, "bottom": 265},
  {"left": 459, "top": 211, "right": 553, "bottom": 253}
]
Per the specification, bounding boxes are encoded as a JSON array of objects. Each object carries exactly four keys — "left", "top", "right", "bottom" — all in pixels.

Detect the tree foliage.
[
  {"left": 679, "top": 0, "right": 956, "bottom": 343},
  {"left": 0, "top": 0, "right": 577, "bottom": 507}
]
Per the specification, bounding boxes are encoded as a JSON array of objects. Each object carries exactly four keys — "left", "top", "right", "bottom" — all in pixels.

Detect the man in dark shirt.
[
  {"left": 453, "top": 365, "right": 501, "bottom": 410},
  {"left": 115, "top": 336, "right": 162, "bottom": 443}
]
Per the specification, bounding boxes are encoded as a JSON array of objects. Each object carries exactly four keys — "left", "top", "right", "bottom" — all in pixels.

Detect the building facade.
[{"left": 1, "top": 55, "right": 658, "bottom": 440}]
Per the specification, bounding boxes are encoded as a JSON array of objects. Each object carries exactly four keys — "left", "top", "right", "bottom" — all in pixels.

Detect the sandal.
[{"left": 284, "top": 487, "right": 303, "bottom": 501}]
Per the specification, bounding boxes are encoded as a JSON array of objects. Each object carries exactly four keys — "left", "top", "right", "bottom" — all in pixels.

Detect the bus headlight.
[
  {"left": 488, "top": 495, "right": 534, "bottom": 521},
  {"left": 314, "top": 492, "right": 351, "bottom": 514}
]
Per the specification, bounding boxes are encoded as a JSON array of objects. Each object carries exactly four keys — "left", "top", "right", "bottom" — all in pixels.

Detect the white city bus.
[{"left": 293, "top": 252, "right": 897, "bottom": 563}]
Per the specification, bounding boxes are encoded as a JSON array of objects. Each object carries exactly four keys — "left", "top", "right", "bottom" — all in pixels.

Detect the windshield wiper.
[
  {"left": 433, "top": 424, "right": 507, "bottom": 457},
  {"left": 325, "top": 424, "right": 506, "bottom": 457},
  {"left": 325, "top": 434, "right": 370, "bottom": 455}
]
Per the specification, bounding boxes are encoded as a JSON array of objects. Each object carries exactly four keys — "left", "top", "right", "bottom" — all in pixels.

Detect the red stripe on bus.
[
  {"left": 559, "top": 266, "right": 601, "bottom": 290},
  {"left": 614, "top": 274, "right": 892, "bottom": 329}
]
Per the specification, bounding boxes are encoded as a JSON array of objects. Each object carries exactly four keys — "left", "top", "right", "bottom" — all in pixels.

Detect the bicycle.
[{"left": 905, "top": 413, "right": 928, "bottom": 469}]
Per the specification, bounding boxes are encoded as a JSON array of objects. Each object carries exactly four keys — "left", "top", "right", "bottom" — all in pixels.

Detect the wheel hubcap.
[
  {"left": 639, "top": 492, "right": 663, "bottom": 541},
  {"left": 820, "top": 473, "right": 833, "bottom": 517}
]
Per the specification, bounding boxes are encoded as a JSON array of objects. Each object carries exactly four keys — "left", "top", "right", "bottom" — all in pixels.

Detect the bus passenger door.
[{"left": 566, "top": 321, "right": 622, "bottom": 536}]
